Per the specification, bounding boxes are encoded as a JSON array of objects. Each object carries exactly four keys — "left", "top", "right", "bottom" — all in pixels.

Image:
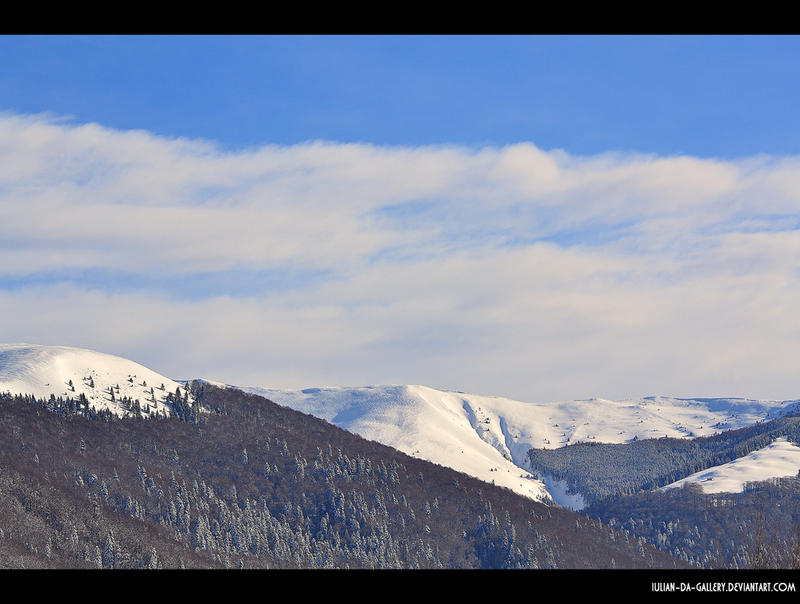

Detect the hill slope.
[
  {"left": 661, "top": 437, "right": 800, "bottom": 494},
  {"left": 0, "top": 343, "right": 191, "bottom": 417}
]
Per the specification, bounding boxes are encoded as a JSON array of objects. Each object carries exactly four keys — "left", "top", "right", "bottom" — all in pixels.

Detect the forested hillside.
[
  {"left": 586, "top": 478, "right": 800, "bottom": 569},
  {"left": 0, "top": 384, "right": 682, "bottom": 569},
  {"left": 527, "top": 413, "right": 800, "bottom": 505},
  {"left": 524, "top": 411, "right": 800, "bottom": 569}
]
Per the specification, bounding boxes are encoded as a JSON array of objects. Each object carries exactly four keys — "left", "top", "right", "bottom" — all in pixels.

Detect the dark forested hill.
[
  {"left": 586, "top": 478, "right": 800, "bottom": 569},
  {"left": 0, "top": 383, "right": 683, "bottom": 569}
]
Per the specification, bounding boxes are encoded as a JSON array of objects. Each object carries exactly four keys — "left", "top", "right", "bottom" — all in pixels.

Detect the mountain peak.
[{"left": 0, "top": 343, "right": 190, "bottom": 417}]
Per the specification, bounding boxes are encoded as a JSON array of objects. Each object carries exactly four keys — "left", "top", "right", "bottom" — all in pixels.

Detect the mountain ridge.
[
  {"left": 233, "top": 382, "right": 800, "bottom": 504},
  {"left": 3, "top": 343, "right": 800, "bottom": 506}
]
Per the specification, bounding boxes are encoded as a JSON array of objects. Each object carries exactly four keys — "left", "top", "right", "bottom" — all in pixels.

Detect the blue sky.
[
  {"left": 2, "top": 35, "right": 799, "bottom": 156},
  {"left": 2, "top": 35, "right": 800, "bottom": 402}
]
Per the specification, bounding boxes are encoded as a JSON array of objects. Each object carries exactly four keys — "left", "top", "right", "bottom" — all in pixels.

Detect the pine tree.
[
  {"left": 102, "top": 531, "right": 117, "bottom": 569},
  {"left": 146, "top": 547, "right": 159, "bottom": 569}
]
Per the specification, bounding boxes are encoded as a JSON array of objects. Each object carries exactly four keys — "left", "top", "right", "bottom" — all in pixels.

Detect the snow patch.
[
  {"left": 661, "top": 438, "right": 800, "bottom": 494},
  {"left": 537, "top": 474, "right": 587, "bottom": 511}
]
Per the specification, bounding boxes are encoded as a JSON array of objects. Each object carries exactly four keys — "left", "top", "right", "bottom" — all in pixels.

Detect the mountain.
[
  {"left": 0, "top": 378, "right": 683, "bottom": 569},
  {"left": 4, "top": 344, "right": 798, "bottom": 506},
  {"left": 2, "top": 343, "right": 798, "bottom": 569},
  {"left": 235, "top": 384, "right": 552, "bottom": 502},
  {"left": 0, "top": 343, "right": 193, "bottom": 418},
  {"left": 233, "top": 382, "right": 800, "bottom": 505},
  {"left": 4, "top": 343, "right": 800, "bottom": 505}
]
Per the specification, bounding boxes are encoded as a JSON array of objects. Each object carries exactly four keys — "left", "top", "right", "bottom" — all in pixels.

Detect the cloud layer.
[{"left": 2, "top": 112, "right": 800, "bottom": 402}]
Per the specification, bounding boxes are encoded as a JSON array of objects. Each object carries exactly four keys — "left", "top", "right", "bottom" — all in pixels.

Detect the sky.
[{"left": 1, "top": 35, "right": 800, "bottom": 403}]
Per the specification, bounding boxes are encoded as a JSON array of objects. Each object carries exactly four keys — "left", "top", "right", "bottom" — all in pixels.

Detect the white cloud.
[{"left": 2, "top": 112, "right": 800, "bottom": 402}]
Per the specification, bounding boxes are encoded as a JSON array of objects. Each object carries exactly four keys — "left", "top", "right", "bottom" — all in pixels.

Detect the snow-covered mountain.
[
  {"left": 235, "top": 384, "right": 554, "bottom": 501},
  {"left": 0, "top": 343, "right": 191, "bottom": 417},
  {"left": 661, "top": 437, "right": 800, "bottom": 494},
  {"left": 4, "top": 343, "right": 800, "bottom": 505},
  {"left": 234, "top": 383, "right": 800, "bottom": 504}
]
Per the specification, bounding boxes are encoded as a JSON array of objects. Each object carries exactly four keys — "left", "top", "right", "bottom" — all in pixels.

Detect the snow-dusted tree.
[
  {"left": 146, "top": 547, "right": 160, "bottom": 569},
  {"left": 102, "top": 531, "right": 118, "bottom": 569}
]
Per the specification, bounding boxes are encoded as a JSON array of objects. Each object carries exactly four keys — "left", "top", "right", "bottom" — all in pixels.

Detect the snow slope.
[
  {"left": 661, "top": 437, "right": 800, "bottom": 494},
  {"left": 238, "top": 384, "right": 552, "bottom": 501},
  {"left": 236, "top": 383, "right": 800, "bottom": 504},
  {"left": 0, "top": 343, "right": 191, "bottom": 417}
]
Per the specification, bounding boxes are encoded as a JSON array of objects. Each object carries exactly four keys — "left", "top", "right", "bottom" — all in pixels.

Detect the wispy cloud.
[{"left": 2, "top": 112, "right": 800, "bottom": 402}]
